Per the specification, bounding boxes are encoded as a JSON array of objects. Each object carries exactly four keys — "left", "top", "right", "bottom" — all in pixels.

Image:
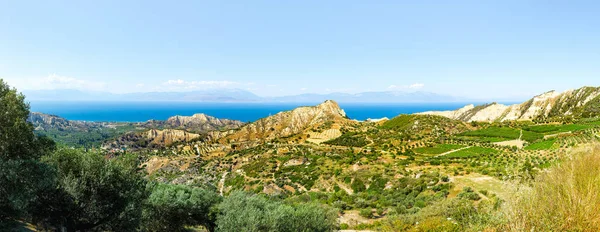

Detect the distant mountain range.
[{"left": 22, "top": 89, "right": 465, "bottom": 103}]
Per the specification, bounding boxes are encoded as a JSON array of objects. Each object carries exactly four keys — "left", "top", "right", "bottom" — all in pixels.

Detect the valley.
[{"left": 29, "top": 86, "right": 600, "bottom": 231}]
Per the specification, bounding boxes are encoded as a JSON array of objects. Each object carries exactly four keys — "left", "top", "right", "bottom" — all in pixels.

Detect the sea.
[{"left": 29, "top": 101, "right": 486, "bottom": 123}]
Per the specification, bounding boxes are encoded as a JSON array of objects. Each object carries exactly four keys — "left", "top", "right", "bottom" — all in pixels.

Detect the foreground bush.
[
  {"left": 0, "top": 79, "right": 56, "bottom": 224},
  {"left": 37, "top": 149, "right": 148, "bottom": 231},
  {"left": 507, "top": 145, "right": 600, "bottom": 231},
  {"left": 216, "top": 191, "right": 338, "bottom": 232},
  {"left": 143, "top": 183, "right": 221, "bottom": 232}
]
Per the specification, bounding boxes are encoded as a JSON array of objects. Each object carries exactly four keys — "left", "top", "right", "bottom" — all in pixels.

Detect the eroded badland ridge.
[{"left": 418, "top": 86, "right": 600, "bottom": 122}]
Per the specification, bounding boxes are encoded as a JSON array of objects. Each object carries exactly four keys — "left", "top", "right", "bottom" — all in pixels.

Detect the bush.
[
  {"left": 457, "top": 187, "right": 481, "bottom": 201},
  {"left": 39, "top": 149, "right": 148, "bottom": 231},
  {"left": 0, "top": 80, "right": 57, "bottom": 221},
  {"left": 216, "top": 191, "right": 338, "bottom": 232},
  {"left": 359, "top": 208, "right": 373, "bottom": 219},
  {"left": 143, "top": 183, "right": 222, "bottom": 231},
  {"left": 507, "top": 145, "right": 600, "bottom": 231}
]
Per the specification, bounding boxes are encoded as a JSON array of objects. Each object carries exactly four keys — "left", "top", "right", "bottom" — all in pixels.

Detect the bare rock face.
[
  {"left": 144, "top": 129, "right": 201, "bottom": 146},
  {"left": 214, "top": 100, "right": 348, "bottom": 143},
  {"left": 144, "top": 113, "right": 244, "bottom": 133},
  {"left": 417, "top": 87, "right": 600, "bottom": 122},
  {"left": 104, "top": 129, "right": 202, "bottom": 150}
]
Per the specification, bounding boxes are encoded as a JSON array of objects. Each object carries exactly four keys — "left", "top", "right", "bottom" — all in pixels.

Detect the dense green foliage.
[
  {"left": 35, "top": 125, "right": 138, "bottom": 148},
  {"left": 216, "top": 191, "right": 338, "bottom": 232},
  {"left": 0, "top": 80, "right": 56, "bottom": 224},
  {"left": 323, "top": 132, "right": 368, "bottom": 147},
  {"left": 143, "top": 184, "right": 221, "bottom": 232},
  {"left": 35, "top": 149, "right": 148, "bottom": 231}
]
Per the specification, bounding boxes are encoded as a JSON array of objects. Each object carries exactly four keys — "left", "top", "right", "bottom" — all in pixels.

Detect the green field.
[
  {"left": 413, "top": 144, "right": 466, "bottom": 155},
  {"left": 525, "top": 139, "right": 557, "bottom": 150},
  {"left": 458, "top": 127, "right": 543, "bottom": 142},
  {"left": 454, "top": 136, "right": 512, "bottom": 143},
  {"left": 444, "top": 146, "right": 499, "bottom": 158},
  {"left": 524, "top": 124, "right": 591, "bottom": 134}
]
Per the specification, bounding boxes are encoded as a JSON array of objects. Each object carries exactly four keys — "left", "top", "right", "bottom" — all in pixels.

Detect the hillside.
[
  {"left": 25, "top": 94, "right": 600, "bottom": 231},
  {"left": 210, "top": 100, "right": 350, "bottom": 144},
  {"left": 418, "top": 87, "right": 600, "bottom": 122},
  {"left": 142, "top": 113, "right": 244, "bottom": 133},
  {"left": 29, "top": 112, "right": 105, "bottom": 131},
  {"left": 29, "top": 112, "right": 243, "bottom": 147},
  {"left": 103, "top": 129, "right": 203, "bottom": 150}
]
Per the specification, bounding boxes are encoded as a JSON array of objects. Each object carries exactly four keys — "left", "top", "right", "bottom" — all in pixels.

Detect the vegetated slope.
[
  {"left": 30, "top": 112, "right": 242, "bottom": 148},
  {"left": 29, "top": 112, "right": 103, "bottom": 130},
  {"left": 211, "top": 100, "right": 350, "bottom": 143},
  {"left": 418, "top": 86, "right": 600, "bottom": 122},
  {"left": 458, "top": 127, "right": 543, "bottom": 142},
  {"left": 381, "top": 114, "right": 469, "bottom": 135},
  {"left": 29, "top": 112, "right": 136, "bottom": 147}
]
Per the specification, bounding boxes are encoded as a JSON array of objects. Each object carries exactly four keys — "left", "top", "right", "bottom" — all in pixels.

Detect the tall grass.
[{"left": 506, "top": 145, "right": 600, "bottom": 231}]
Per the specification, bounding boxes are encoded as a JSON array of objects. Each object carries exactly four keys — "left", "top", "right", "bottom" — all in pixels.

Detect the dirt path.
[
  {"left": 493, "top": 130, "right": 525, "bottom": 148},
  {"left": 519, "top": 129, "right": 523, "bottom": 140},
  {"left": 219, "top": 172, "right": 228, "bottom": 196},
  {"left": 435, "top": 146, "right": 471, "bottom": 157},
  {"left": 335, "top": 180, "right": 354, "bottom": 195},
  {"left": 544, "top": 131, "right": 572, "bottom": 139}
]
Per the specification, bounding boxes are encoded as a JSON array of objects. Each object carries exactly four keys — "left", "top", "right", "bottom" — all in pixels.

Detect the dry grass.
[{"left": 506, "top": 145, "right": 600, "bottom": 231}]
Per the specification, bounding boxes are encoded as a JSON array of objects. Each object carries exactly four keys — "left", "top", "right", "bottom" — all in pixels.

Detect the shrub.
[
  {"left": 40, "top": 149, "right": 148, "bottom": 231},
  {"left": 506, "top": 145, "right": 600, "bottom": 231},
  {"left": 143, "top": 183, "right": 221, "bottom": 231},
  {"left": 359, "top": 208, "right": 373, "bottom": 219},
  {"left": 216, "top": 191, "right": 338, "bottom": 232},
  {"left": 457, "top": 187, "right": 481, "bottom": 201}
]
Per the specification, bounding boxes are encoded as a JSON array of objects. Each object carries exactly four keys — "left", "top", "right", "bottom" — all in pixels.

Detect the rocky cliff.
[
  {"left": 212, "top": 100, "right": 349, "bottom": 143},
  {"left": 418, "top": 87, "right": 600, "bottom": 122},
  {"left": 104, "top": 129, "right": 202, "bottom": 150},
  {"left": 143, "top": 113, "right": 243, "bottom": 132}
]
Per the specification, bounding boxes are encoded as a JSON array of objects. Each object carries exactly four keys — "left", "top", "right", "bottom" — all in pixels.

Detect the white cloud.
[
  {"left": 163, "top": 79, "right": 239, "bottom": 88},
  {"left": 4, "top": 74, "right": 106, "bottom": 91},
  {"left": 300, "top": 87, "right": 308, "bottom": 91},
  {"left": 409, "top": 83, "right": 425, "bottom": 89},
  {"left": 388, "top": 83, "right": 425, "bottom": 90}
]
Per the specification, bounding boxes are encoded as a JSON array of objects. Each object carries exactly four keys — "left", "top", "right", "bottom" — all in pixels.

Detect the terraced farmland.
[
  {"left": 525, "top": 139, "right": 557, "bottom": 150},
  {"left": 443, "top": 146, "right": 499, "bottom": 158},
  {"left": 413, "top": 144, "right": 465, "bottom": 155},
  {"left": 458, "top": 126, "right": 543, "bottom": 142}
]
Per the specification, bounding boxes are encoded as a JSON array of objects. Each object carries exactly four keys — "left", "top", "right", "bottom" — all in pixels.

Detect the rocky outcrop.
[
  {"left": 418, "top": 87, "right": 600, "bottom": 122},
  {"left": 213, "top": 100, "right": 348, "bottom": 143},
  {"left": 144, "top": 129, "right": 201, "bottom": 146},
  {"left": 104, "top": 129, "right": 202, "bottom": 150},
  {"left": 28, "top": 112, "right": 105, "bottom": 131},
  {"left": 143, "top": 113, "right": 243, "bottom": 133}
]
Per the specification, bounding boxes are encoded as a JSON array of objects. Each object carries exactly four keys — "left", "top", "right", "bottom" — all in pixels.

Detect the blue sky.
[{"left": 1, "top": 0, "right": 599, "bottom": 101}]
